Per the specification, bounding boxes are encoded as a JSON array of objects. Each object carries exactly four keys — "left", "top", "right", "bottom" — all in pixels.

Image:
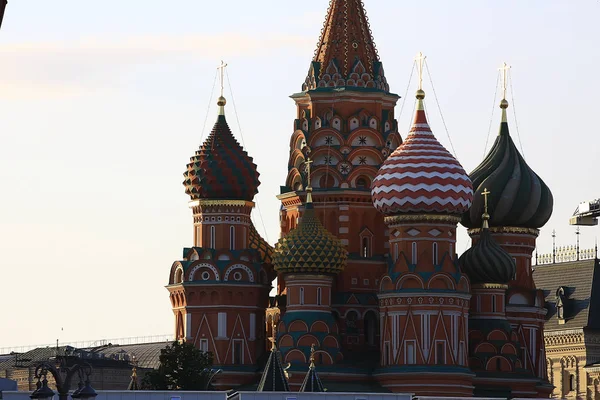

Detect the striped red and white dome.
[{"left": 371, "top": 95, "right": 473, "bottom": 215}]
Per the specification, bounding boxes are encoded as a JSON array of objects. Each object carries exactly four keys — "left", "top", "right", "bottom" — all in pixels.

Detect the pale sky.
[{"left": 1, "top": 0, "right": 599, "bottom": 349}]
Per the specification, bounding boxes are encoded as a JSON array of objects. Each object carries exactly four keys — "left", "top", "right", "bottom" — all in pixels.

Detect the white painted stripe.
[
  {"left": 384, "top": 155, "right": 458, "bottom": 162},
  {"left": 373, "top": 196, "right": 472, "bottom": 208},
  {"left": 400, "top": 143, "right": 446, "bottom": 149},
  {"left": 372, "top": 183, "right": 473, "bottom": 194},
  {"left": 403, "top": 137, "right": 440, "bottom": 143},
  {"left": 396, "top": 149, "right": 451, "bottom": 155},
  {"left": 373, "top": 171, "right": 471, "bottom": 181},
  {"left": 412, "top": 123, "right": 431, "bottom": 128},
  {"left": 380, "top": 162, "right": 463, "bottom": 170}
]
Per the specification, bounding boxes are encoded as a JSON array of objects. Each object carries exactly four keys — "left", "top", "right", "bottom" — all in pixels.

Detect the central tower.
[{"left": 276, "top": 0, "right": 402, "bottom": 360}]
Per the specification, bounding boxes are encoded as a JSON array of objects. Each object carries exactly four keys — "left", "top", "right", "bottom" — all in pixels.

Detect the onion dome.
[
  {"left": 461, "top": 99, "right": 553, "bottom": 229},
  {"left": 183, "top": 96, "right": 260, "bottom": 201},
  {"left": 372, "top": 90, "right": 473, "bottom": 215},
  {"left": 459, "top": 209, "right": 516, "bottom": 284},
  {"left": 273, "top": 189, "right": 346, "bottom": 274}
]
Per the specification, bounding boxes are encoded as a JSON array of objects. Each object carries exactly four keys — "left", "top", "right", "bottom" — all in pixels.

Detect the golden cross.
[
  {"left": 305, "top": 158, "right": 313, "bottom": 187},
  {"left": 310, "top": 344, "right": 316, "bottom": 365},
  {"left": 415, "top": 52, "right": 427, "bottom": 91},
  {"left": 499, "top": 62, "right": 511, "bottom": 100},
  {"left": 481, "top": 188, "right": 491, "bottom": 215},
  {"left": 217, "top": 60, "right": 228, "bottom": 97}
]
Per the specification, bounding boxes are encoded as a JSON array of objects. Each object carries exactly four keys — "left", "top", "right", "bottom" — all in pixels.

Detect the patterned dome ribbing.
[
  {"left": 458, "top": 216, "right": 516, "bottom": 285},
  {"left": 461, "top": 101, "right": 553, "bottom": 229},
  {"left": 183, "top": 102, "right": 260, "bottom": 201},
  {"left": 273, "top": 195, "right": 346, "bottom": 274},
  {"left": 371, "top": 91, "right": 473, "bottom": 215}
]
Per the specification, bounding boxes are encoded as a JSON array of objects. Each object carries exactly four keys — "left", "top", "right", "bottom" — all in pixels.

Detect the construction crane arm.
[{"left": 570, "top": 198, "right": 600, "bottom": 226}]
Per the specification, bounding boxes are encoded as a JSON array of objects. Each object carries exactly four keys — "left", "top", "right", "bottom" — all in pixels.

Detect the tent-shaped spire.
[
  {"left": 299, "top": 345, "right": 325, "bottom": 393},
  {"left": 257, "top": 339, "right": 290, "bottom": 392},
  {"left": 302, "top": 0, "right": 389, "bottom": 91}
]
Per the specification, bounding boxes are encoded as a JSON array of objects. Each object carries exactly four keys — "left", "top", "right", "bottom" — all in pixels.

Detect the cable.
[
  {"left": 199, "top": 69, "right": 219, "bottom": 146},
  {"left": 483, "top": 71, "right": 501, "bottom": 158},
  {"left": 397, "top": 60, "right": 416, "bottom": 123},
  {"left": 508, "top": 69, "right": 526, "bottom": 158},
  {"left": 424, "top": 60, "right": 458, "bottom": 159},
  {"left": 224, "top": 68, "right": 270, "bottom": 243}
]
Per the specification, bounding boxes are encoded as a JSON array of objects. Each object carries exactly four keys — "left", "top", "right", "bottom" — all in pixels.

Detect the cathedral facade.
[{"left": 166, "top": 0, "right": 554, "bottom": 396}]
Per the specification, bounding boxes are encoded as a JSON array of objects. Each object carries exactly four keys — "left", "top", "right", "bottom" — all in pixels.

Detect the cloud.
[{"left": 0, "top": 33, "right": 314, "bottom": 99}]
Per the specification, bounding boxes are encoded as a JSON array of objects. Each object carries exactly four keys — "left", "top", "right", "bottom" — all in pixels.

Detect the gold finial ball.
[
  {"left": 500, "top": 99, "right": 509, "bottom": 109},
  {"left": 217, "top": 96, "right": 227, "bottom": 107},
  {"left": 416, "top": 89, "right": 425, "bottom": 100}
]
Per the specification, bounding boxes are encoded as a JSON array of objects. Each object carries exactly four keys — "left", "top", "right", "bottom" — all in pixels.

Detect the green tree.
[{"left": 143, "top": 341, "right": 217, "bottom": 390}]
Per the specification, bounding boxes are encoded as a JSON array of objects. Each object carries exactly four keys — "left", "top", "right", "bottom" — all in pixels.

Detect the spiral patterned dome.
[
  {"left": 372, "top": 91, "right": 473, "bottom": 215},
  {"left": 273, "top": 197, "right": 346, "bottom": 275},
  {"left": 458, "top": 217, "right": 516, "bottom": 285},
  {"left": 183, "top": 102, "right": 260, "bottom": 201},
  {"left": 461, "top": 102, "right": 553, "bottom": 229}
]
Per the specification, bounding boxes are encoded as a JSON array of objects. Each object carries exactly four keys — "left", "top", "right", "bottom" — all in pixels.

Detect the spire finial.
[
  {"left": 271, "top": 319, "right": 278, "bottom": 350},
  {"left": 217, "top": 60, "right": 228, "bottom": 115},
  {"left": 481, "top": 188, "right": 491, "bottom": 229},
  {"left": 305, "top": 157, "right": 314, "bottom": 204},
  {"left": 309, "top": 344, "right": 316, "bottom": 367},
  {"left": 499, "top": 62, "right": 511, "bottom": 121},
  {"left": 552, "top": 229, "right": 557, "bottom": 264},
  {"left": 415, "top": 52, "right": 426, "bottom": 104}
]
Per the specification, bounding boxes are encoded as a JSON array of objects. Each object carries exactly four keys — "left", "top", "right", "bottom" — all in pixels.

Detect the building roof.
[
  {"left": 372, "top": 90, "right": 472, "bottom": 215},
  {"left": 462, "top": 100, "right": 553, "bottom": 229},
  {"left": 533, "top": 258, "right": 600, "bottom": 331},
  {"left": 0, "top": 342, "right": 169, "bottom": 371},
  {"left": 302, "top": 0, "right": 389, "bottom": 92}
]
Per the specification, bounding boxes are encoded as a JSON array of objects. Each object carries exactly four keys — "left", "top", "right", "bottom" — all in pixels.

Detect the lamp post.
[{"left": 30, "top": 360, "right": 96, "bottom": 400}]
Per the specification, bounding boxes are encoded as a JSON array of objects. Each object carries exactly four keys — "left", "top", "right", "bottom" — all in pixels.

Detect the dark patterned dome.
[
  {"left": 462, "top": 102, "right": 553, "bottom": 229},
  {"left": 273, "top": 193, "right": 346, "bottom": 275},
  {"left": 458, "top": 218, "right": 516, "bottom": 285},
  {"left": 183, "top": 103, "right": 260, "bottom": 201}
]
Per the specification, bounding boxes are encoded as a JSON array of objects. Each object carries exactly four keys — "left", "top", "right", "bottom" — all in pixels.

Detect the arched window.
[
  {"left": 229, "top": 226, "right": 235, "bottom": 250},
  {"left": 210, "top": 226, "right": 216, "bottom": 248},
  {"left": 411, "top": 242, "right": 418, "bottom": 264},
  {"left": 569, "top": 374, "right": 575, "bottom": 392},
  {"left": 319, "top": 174, "right": 335, "bottom": 188},
  {"left": 356, "top": 176, "right": 370, "bottom": 189},
  {"left": 317, "top": 288, "right": 322, "bottom": 305},
  {"left": 362, "top": 237, "right": 370, "bottom": 258},
  {"left": 174, "top": 268, "right": 183, "bottom": 284},
  {"left": 432, "top": 242, "right": 439, "bottom": 265},
  {"left": 300, "top": 287, "right": 305, "bottom": 305}
]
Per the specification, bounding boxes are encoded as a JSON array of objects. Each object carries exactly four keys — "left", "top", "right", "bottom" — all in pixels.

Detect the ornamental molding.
[
  {"left": 468, "top": 226, "right": 539, "bottom": 236},
  {"left": 384, "top": 214, "right": 461, "bottom": 225},
  {"left": 189, "top": 200, "right": 255, "bottom": 208},
  {"left": 472, "top": 283, "right": 508, "bottom": 290},
  {"left": 223, "top": 264, "right": 255, "bottom": 283},
  {"left": 378, "top": 294, "right": 470, "bottom": 308},
  {"left": 189, "top": 263, "right": 220, "bottom": 282}
]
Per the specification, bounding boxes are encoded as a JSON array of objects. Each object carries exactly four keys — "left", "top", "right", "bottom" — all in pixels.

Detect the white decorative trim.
[
  {"left": 189, "top": 263, "right": 220, "bottom": 281},
  {"left": 224, "top": 264, "right": 254, "bottom": 283}
]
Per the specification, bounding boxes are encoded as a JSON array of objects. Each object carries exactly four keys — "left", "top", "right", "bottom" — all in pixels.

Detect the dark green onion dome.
[
  {"left": 461, "top": 100, "right": 553, "bottom": 229},
  {"left": 273, "top": 192, "right": 346, "bottom": 274},
  {"left": 459, "top": 215, "right": 516, "bottom": 284},
  {"left": 183, "top": 97, "right": 260, "bottom": 201}
]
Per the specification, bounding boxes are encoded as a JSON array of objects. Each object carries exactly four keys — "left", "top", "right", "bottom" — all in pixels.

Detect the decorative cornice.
[
  {"left": 472, "top": 283, "right": 508, "bottom": 290},
  {"left": 468, "top": 226, "right": 539, "bottom": 236},
  {"left": 189, "top": 200, "right": 255, "bottom": 208},
  {"left": 384, "top": 214, "right": 461, "bottom": 225}
]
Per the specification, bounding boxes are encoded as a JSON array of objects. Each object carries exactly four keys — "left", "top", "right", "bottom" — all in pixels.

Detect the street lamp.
[{"left": 30, "top": 360, "right": 96, "bottom": 400}]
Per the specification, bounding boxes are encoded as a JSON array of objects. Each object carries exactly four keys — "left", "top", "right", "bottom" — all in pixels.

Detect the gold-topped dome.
[{"left": 273, "top": 192, "right": 346, "bottom": 275}]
